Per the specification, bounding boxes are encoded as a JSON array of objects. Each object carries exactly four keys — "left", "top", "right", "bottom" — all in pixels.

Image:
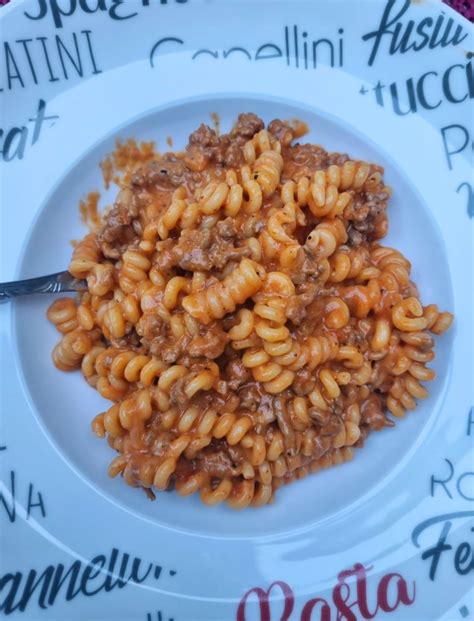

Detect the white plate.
[{"left": 1, "top": 1, "right": 473, "bottom": 620}]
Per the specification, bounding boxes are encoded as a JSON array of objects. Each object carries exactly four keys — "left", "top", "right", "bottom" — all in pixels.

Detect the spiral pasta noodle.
[
  {"left": 243, "top": 129, "right": 281, "bottom": 165},
  {"left": 69, "top": 233, "right": 101, "bottom": 278},
  {"left": 253, "top": 150, "right": 284, "bottom": 198},
  {"left": 182, "top": 258, "right": 266, "bottom": 324},
  {"left": 48, "top": 113, "right": 453, "bottom": 508},
  {"left": 96, "top": 292, "right": 142, "bottom": 340}
]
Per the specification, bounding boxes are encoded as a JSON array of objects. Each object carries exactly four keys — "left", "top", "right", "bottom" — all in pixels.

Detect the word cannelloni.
[
  {"left": 0, "top": 548, "right": 163, "bottom": 615},
  {"left": 48, "top": 114, "right": 453, "bottom": 509}
]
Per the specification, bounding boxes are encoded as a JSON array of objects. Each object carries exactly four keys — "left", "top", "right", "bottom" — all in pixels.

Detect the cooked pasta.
[
  {"left": 48, "top": 113, "right": 453, "bottom": 509},
  {"left": 182, "top": 258, "right": 265, "bottom": 323}
]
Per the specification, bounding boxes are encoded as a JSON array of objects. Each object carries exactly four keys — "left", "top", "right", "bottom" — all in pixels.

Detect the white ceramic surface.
[{"left": 1, "top": 1, "right": 472, "bottom": 620}]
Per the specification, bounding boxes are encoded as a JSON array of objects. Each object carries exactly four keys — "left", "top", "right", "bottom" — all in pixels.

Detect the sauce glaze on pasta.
[{"left": 47, "top": 114, "right": 453, "bottom": 509}]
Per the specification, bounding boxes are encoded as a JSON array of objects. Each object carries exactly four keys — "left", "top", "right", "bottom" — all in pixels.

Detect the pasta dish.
[{"left": 47, "top": 114, "right": 453, "bottom": 509}]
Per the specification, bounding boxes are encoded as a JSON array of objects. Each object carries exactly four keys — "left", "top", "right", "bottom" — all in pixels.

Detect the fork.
[{"left": 0, "top": 271, "right": 87, "bottom": 304}]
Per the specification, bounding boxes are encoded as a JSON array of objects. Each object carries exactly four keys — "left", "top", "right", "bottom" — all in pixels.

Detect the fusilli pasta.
[{"left": 47, "top": 113, "right": 453, "bottom": 509}]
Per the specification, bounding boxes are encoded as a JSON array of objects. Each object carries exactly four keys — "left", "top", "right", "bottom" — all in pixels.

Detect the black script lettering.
[
  {"left": 29, "top": 98, "right": 59, "bottom": 144},
  {"left": 150, "top": 37, "right": 184, "bottom": 67},
  {"left": 24, "top": 0, "right": 48, "bottom": 22},
  {"left": 431, "top": 458, "right": 454, "bottom": 498},
  {"left": 443, "top": 63, "right": 469, "bottom": 104},
  {"left": 37, "top": 37, "right": 60, "bottom": 82},
  {"left": 4, "top": 42, "right": 25, "bottom": 90},
  {"left": 78, "top": 0, "right": 107, "bottom": 14},
  {"left": 255, "top": 44, "right": 283, "bottom": 61},
  {"left": 457, "top": 182, "right": 474, "bottom": 219},
  {"left": 0, "top": 471, "right": 15, "bottom": 522},
  {"left": 56, "top": 33, "right": 83, "bottom": 78},
  {"left": 0, "top": 548, "right": 163, "bottom": 615},
  {"left": 362, "top": 0, "right": 468, "bottom": 66},
  {"left": 46, "top": 561, "right": 82, "bottom": 605},
  {"left": 15, "top": 39, "right": 38, "bottom": 84},
  {"left": 417, "top": 71, "right": 442, "bottom": 109},
  {"left": 468, "top": 406, "right": 474, "bottom": 434},
  {"left": 441, "top": 124, "right": 472, "bottom": 170},
  {"left": 80, "top": 556, "right": 107, "bottom": 596},
  {"left": 389, "top": 79, "right": 418, "bottom": 115},
  {"left": 412, "top": 512, "right": 474, "bottom": 580},
  {"left": 454, "top": 542, "right": 474, "bottom": 575},
  {"left": 362, "top": 0, "right": 411, "bottom": 66},
  {"left": 27, "top": 484, "right": 46, "bottom": 519},
  {"left": 457, "top": 472, "right": 474, "bottom": 502},
  {"left": 108, "top": 0, "right": 137, "bottom": 21},
  {"left": 81, "top": 30, "right": 103, "bottom": 74}
]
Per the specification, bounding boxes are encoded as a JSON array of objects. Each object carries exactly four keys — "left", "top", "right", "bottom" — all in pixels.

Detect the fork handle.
[{"left": 0, "top": 271, "right": 84, "bottom": 304}]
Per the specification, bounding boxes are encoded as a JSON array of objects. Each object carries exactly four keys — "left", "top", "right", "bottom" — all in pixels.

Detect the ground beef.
[
  {"left": 136, "top": 313, "right": 166, "bottom": 341},
  {"left": 169, "top": 375, "right": 189, "bottom": 405},
  {"left": 274, "top": 396, "right": 296, "bottom": 454},
  {"left": 347, "top": 226, "right": 364, "bottom": 247},
  {"left": 327, "top": 152, "right": 351, "bottom": 167},
  {"left": 239, "top": 213, "right": 266, "bottom": 238},
  {"left": 283, "top": 144, "right": 330, "bottom": 180},
  {"left": 347, "top": 190, "right": 390, "bottom": 243},
  {"left": 98, "top": 209, "right": 129, "bottom": 245},
  {"left": 292, "top": 367, "right": 316, "bottom": 396},
  {"left": 189, "top": 325, "right": 228, "bottom": 359},
  {"left": 189, "top": 123, "right": 220, "bottom": 148},
  {"left": 225, "top": 358, "right": 251, "bottom": 390},
  {"left": 155, "top": 230, "right": 213, "bottom": 272},
  {"left": 360, "top": 394, "right": 391, "bottom": 431},
  {"left": 184, "top": 124, "right": 221, "bottom": 172},
  {"left": 285, "top": 284, "right": 318, "bottom": 324},
  {"left": 196, "top": 446, "right": 240, "bottom": 478},
  {"left": 108, "top": 333, "right": 141, "bottom": 350},
  {"left": 283, "top": 144, "right": 350, "bottom": 182},
  {"left": 152, "top": 432, "right": 174, "bottom": 459},
  {"left": 155, "top": 226, "right": 249, "bottom": 273},
  {"left": 238, "top": 383, "right": 263, "bottom": 412},
  {"left": 309, "top": 407, "right": 333, "bottom": 426},
  {"left": 224, "top": 142, "right": 245, "bottom": 168},
  {"left": 320, "top": 415, "right": 345, "bottom": 438},
  {"left": 216, "top": 217, "right": 238, "bottom": 239},
  {"left": 231, "top": 113, "right": 265, "bottom": 140},
  {"left": 268, "top": 119, "right": 295, "bottom": 146},
  {"left": 98, "top": 188, "right": 140, "bottom": 258},
  {"left": 208, "top": 237, "right": 250, "bottom": 269},
  {"left": 289, "top": 249, "right": 327, "bottom": 286},
  {"left": 131, "top": 156, "right": 191, "bottom": 190},
  {"left": 182, "top": 115, "right": 264, "bottom": 173},
  {"left": 162, "top": 335, "right": 191, "bottom": 364},
  {"left": 136, "top": 313, "right": 173, "bottom": 358}
]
